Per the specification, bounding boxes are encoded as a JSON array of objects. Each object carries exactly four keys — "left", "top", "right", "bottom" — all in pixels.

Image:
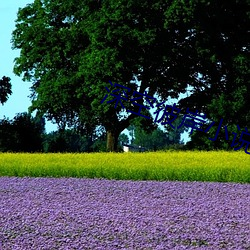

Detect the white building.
[{"left": 122, "top": 144, "right": 147, "bottom": 152}]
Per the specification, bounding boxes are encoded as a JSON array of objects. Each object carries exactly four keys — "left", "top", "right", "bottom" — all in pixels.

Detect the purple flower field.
[{"left": 0, "top": 177, "right": 249, "bottom": 249}]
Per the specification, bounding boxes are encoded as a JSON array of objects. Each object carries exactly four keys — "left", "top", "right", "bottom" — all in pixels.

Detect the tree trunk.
[{"left": 106, "top": 130, "right": 119, "bottom": 152}]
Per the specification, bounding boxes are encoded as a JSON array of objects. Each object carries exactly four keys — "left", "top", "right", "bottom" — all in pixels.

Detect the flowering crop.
[
  {"left": 0, "top": 177, "right": 249, "bottom": 249},
  {"left": 0, "top": 151, "right": 249, "bottom": 183}
]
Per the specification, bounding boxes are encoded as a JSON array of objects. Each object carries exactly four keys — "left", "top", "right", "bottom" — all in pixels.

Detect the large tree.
[
  {"left": 12, "top": 0, "right": 249, "bottom": 151},
  {"left": 166, "top": 0, "right": 250, "bottom": 150}
]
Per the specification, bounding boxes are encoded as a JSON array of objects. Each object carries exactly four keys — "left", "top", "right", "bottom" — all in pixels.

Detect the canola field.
[{"left": 0, "top": 151, "right": 249, "bottom": 183}]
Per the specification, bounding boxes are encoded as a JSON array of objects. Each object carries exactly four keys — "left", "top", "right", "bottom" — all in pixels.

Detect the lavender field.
[{"left": 0, "top": 177, "right": 249, "bottom": 249}]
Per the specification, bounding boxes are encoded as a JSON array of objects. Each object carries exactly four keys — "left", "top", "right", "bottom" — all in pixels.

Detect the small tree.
[{"left": 0, "top": 76, "right": 11, "bottom": 105}]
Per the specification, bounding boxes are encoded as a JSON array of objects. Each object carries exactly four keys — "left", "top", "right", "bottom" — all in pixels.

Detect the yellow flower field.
[{"left": 0, "top": 151, "right": 249, "bottom": 183}]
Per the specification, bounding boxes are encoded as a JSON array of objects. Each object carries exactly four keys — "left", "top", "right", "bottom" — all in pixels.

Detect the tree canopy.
[{"left": 12, "top": 0, "right": 249, "bottom": 151}]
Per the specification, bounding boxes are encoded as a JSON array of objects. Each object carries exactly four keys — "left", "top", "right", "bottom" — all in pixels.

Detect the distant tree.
[
  {"left": 0, "top": 76, "right": 12, "bottom": 105},
  {"left": 118, "top": 133, "right": 129, "bottom": 145},
  {"left": 126, "top": 110, "right": 187, "bottom": 150},
  {"left": 133, "top": 126, "right": 169, "bottom": 151},
  {"left": 91, "top": 132, "right": 107, "bottom": 152},
  {"left": 0, "top": 113, "right": 44, "bottom": 152},
  {"left": 44, "top": 129, "right": 90, "bottom": 152},
  {"left": 163, "top": 115, "right": 189, "bottom": 145},
  {"left": 0, "top": 117, "right": 13, "bottom": 152},
  {"left": 43, "top": 130, "right": 68, "bottom": 152},
  {"left": 127, "top": 125, "right": 135, "bottom": 144},
  {"left": 12, "top": 113, "right": 44, "bottom": 152}
]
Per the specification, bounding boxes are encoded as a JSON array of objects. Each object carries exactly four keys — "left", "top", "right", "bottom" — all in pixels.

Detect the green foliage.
[
  {"left": 0, "top": 117, "right": 13, "bottom": 151},
  {"left": 12, "top": 0, "right": 249, "bottom": 151},
  {"left": 0, "top": 76, "right": 12, "bottom": 105},
  {"left": 133, "top": 126, "right": 169, "bottom": 151},
  {"left": 128, "top": 114, "right": 187, "bottom": 151},
  {"left": 163, "top": 115, "right": 189, "bottom": 145},
  {"left": 185, "top": 123, "right": 246, "bottom": 152},
  {"left": 0, "top": 113, "right": 44, "bottom": 152},
  {"left": 44, "top": 129, "right": 106, "bottom": 152},
  {"left": 44, "top": 130, "right": 79, "bottom": 152},
  {"left": 91, "top": 133, "right": 107, "bottom": 152},
  {"left": 118, "top": 133, "right": 129, "bottom": 145},
  {"left": 171, "top": 0, "right": 250, "bottom": 150}
]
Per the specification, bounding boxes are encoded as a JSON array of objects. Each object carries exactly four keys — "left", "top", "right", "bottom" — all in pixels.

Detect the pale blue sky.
[
  {"left": 0, "top": 1, "right": 57, "bottom": 133},
  {"left": 0, "top": 1, "right": 190, "bottom": 142}
]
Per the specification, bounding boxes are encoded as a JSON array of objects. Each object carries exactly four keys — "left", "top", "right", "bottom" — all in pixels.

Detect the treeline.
[
  {"left": 0, "top": 113, "right": 186, "bottom": 153},
  {"left": 0, "top": 113, "right": 44, "bottom": 152}
]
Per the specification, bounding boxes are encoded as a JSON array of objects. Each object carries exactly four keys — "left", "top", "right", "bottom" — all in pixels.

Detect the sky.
[
  {"left": 0, "top": 1, "right": 59, "bottom": 133},
  {"left": 0, "top": 1, "right": 190, "bottom": 143},
  {"left": 0, "top": 1, "right": 31, "bottom": 115}
]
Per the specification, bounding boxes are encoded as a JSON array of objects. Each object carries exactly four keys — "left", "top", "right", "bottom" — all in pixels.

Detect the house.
[{"left": 122, "top": 143, "right": 147, "bottom": 152}]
